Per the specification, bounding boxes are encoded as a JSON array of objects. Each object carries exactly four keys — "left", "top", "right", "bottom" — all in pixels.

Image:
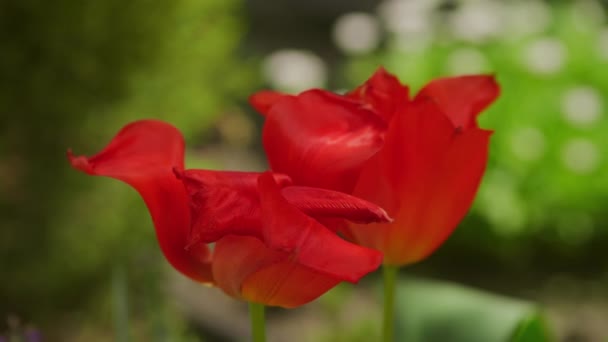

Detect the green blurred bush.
[{"left": 0, "top": 0, "right": 252, "bottom": 328}]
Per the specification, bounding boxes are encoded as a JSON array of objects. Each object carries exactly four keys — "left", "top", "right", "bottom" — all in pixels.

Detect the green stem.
[
  {"left": 382, "top": 264, "right": 398, "bottom": 342},
  {"left": 249, "top": 302, "right": 266, "bottom": 342},
  {"left": 112, "top": 264, "right": 129, "bottom": 342}
]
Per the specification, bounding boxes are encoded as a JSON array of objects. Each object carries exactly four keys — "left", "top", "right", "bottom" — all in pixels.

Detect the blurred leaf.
[
  {"left": 510, "top": 314, "right": 553, "bottom": 342},
  {"left": 395, "top": 277, "right": 553, "bottom": 342}
]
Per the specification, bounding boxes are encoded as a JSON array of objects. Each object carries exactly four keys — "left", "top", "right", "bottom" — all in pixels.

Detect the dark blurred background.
[{"left": 1, "top": 0, "right": 606, "bottom": 341}]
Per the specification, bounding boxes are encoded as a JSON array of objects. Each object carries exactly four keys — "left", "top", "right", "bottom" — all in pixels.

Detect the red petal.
[
  {"left": 357, "top": 97, "right": 456, "bottom": 203},
  {"left": 384, "top": 127, "right": 492, "bottom": 265},
  {"left": 281, "top": 186, "right": 391, "bottom": 223},
  {"left": 350, "top": 99, "right": 492, "bottom": 265},
  {"left": 347, "top": 67, "right": 409, "bottom": 122},
  {"left": 241, "top": 254, "right": 340, "bottom": 308},
  {"left": 398, "top": 127, "right": 492, "bottom": 261},
  {"left": 67, "top": 120, "right": 213, "bottom": 283},
  {"left": 249, "top": 90, "right": 290, "bottom": 116},
  {"left": 212, "top": 235, "right": 340, "bottom": 308},
  {"left": 416, "top": 75, "right": 499, "bottom": 129},
  {"left": 68, "top": 120, "right": 185, "bottom": 181},
  {"left": 212, "top": 235, "right": 285, "bottom": 300},
  {"left": 177, "top": 169, "right": 291, "bottom": 245},
  {"left": 258, "top": 172, "right": 383, "bottom": 283},
  {"left": 263, "top": 89, "right": 387, "bottom": 192}
]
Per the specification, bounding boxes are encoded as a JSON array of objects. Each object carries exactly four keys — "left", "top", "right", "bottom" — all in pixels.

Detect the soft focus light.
[
  {"left": 478, "top": 170, "right": 526, "bottom": 235},
  {"left": 217, "top": 111, "right": 255, "bottom": 147},
  {"left": 561, "top": 86, "right": 603, "bottom": 128},
  {"left": 596, "top": 29, "right": 608, "bottom": 60},
  {"left": 333, "top": 12, "right": 381, "bottom": 55},
  {"left": 571, "top": 0, "right": 605, "bottom": 30},
  {"left": 444, "top": 48, "right": 491, "bottom": 75},
  {"left": 449, "top": 0, "right": 505, "bottom": 43},
  {"left": 522, "top": 38, "right": 566, "bottom": 75},
  {"left": 510, "top": 127, "right": 546, "bottom": 161},
  {"left": 561, "top": 139, "right": 600, "bottom": 174},
  {"left": 262, "top": 49, "right": 327, "bottom": 92},
  {"left": 393, "top": 30, "right": 433, "bottom": 52},
  {"left": 377, "top": 0, "right": 436, "bottom": 51},
  {"left": 377, "top": 0, "right": 436, "bottom": 36},
  {"left": 506, "top": 0, "right": 551, "bottom": 37}
]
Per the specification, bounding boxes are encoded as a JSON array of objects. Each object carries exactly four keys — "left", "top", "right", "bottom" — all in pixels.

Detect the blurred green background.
[{"left": 0, "top": 0, "right": 606, "bottom": 341}]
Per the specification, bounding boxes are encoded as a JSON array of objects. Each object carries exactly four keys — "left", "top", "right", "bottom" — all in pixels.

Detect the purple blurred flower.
[{"left": 24, "top": 327, "right": 42, "bottom": 342}]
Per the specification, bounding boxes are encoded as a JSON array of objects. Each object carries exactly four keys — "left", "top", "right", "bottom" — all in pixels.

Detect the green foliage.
[
  {"left": 315, "top": 283, "right": 380, "bottom": 342},
  {"left": 313, "top": 278, "right": 553, "bottom": 342},
  {"left": 394, "top": 277, "right": 553, "bottom": 342},
  {"left": 511, "top": 315, "right": 554, "bottom": 342},
  {"left": 0, "top": 0, "right": 252, "bottom": 328},
  {"left": 318, "top": 319, "right": 379, "bottom": 342},
  {"left": 95, "top": 0, "right": 255, "bottom": 136}
]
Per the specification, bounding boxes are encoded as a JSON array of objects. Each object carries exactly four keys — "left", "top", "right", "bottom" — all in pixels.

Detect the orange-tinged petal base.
[
  {"left": 212, "top": 235, "right": 340, "bottom": 308},
  {"left": 241, "top": 256, "right": 340, "bottom": 308}
]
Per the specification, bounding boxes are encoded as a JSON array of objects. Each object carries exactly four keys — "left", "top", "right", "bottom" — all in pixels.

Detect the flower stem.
[
  {"left": 249, "top": 302, "right": 266, "bottom": 342},
  {"left": 112, "top": 264, "right": 129, "bottom": 342},
  {"left": 382, "top": 264, "right": 398, "bottom": 342}
]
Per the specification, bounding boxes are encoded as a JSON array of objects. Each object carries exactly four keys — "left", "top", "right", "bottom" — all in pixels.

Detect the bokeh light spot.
[
  {"left": 571, "top": 0, "right": 605, "bottom": 30},
  {"left": 505, "top": 0, "right": 551, "bottom": 37},
  {"left": 377, "top": 0, "right": 435, "bottom": 51},
  {"left": 263, "top": 49, "right": 327, "bottom": 92},
  {"left": 596, "top": 29, "right": 608, "bottom": 59},
  {"left": 522, "top": 38, "right": 567, "bottom": 75},
  {"left": 377, "top": 0, "right": 436, "bottom": 36},
  {"left": 561, "top": 139, "right": 600, "bottom": 174},
  {"left": 478, "top": 170, "right": 527, "bottom": 235},
  {"left": 333, "top": 12, "right": 381, "bottom": 55},
  {"left": 445, "top": 48, "right": 491, "bottom": 75},
  {"left": 449, "top": 0, "right": 505, "bottom": 43},
  {"left": 510, "top": 127, "right": 546, "bottom": 161},
  {"left": 561, "top": 86, "right": 603, "bottom": 128}
]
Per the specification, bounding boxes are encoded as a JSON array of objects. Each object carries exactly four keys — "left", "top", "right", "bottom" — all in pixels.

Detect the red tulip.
[
  {"left": 251, "top": 67, "right": 500, "bottom": 266},
  {"left": 68, "top": 120, "right": 387, "bottom": 307},
  {"left": 253, "top": 89, "right": 387, "bottom": 193}
]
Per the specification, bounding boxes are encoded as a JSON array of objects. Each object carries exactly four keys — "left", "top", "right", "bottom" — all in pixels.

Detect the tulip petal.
[
  {"left": 212, "top": 235, "right": 285, "bottom": 299},
  {"left": 350, "top": 100, "right": 448, "bottom": 248},
  {"left": 67, "top": 120, "right": 213, "bottom": 283},
  {"left": 241, "top": 254, "right": 340, "bottom": 308},
  {"left": 402, "top": 128, "right": 491, "bottom": 260},
  {"left": 258, "top": 172, "right": 383, "bottom": 283},
  {"left": 416, "top": 75, "right": 500, "bottom": 129},
  {"left": 177, "top": 169, "right": 291, "bottom": 244},
  {"left": 354, "top": 97, "right": 456, "bottom": 205},
  {"left": 249, "top": 90, "right": 290, "bottom": 115},
  {"left": 347, "top": 67, "right": 409, "bottom": 122},
  {"left": 212, "top": 235, "right": 340, "bottom": 308},
  {"left": 351, "top": 98, "right": 491, "bottom": 265},
  {"left": 263, "top": 89, "right": 387, "bottom": 192},
  {"left": 281, "top": 186, "right": 392, "bottom": 223}
]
